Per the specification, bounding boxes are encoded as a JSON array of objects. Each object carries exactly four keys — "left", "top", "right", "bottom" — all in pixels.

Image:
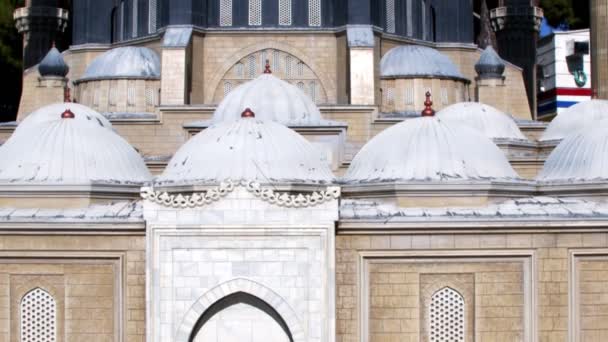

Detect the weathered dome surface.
[
  {"left": 380, "top": 45, "right": 466, "bottom": 80},
  {"left": 213, "top": 74, "right": 326, "bottom": 126},
  {"left": 38, "top": 46, "right": 69, "bottom": 77},
  {"left": 0, "top": 106, "right": 150, "bottom": 184},
  {"left": 18, "top": 103, "right": 112, "bottom": 129},
  {"left": 80, "top": 47, "right": 160, "bottom": 81},
  {"left": 474, "top": 46, "right": 505, "bottom": 78},
  {"left": 343, "top": 116, "right": 518, "bottom": 183},
  {"left": 538, "top": 120, "right": 608, "bottom": 182},
  {"left": 541, "top": 100, "right": 608, "bottom": 141},
  {"left": 437, "top": 102, "right": 527, "bottom": 140},
  {"left": 159, "top": 117, "right": 334, "bottom": 185}
]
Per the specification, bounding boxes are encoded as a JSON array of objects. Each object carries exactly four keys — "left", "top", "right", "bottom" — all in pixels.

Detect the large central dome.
[
  {"left": 159, "top": 111, "right": 334, "bottom": 185},
  {"left": 344, "top": 116, "right": 518, "bottom": 183},
  {"left": 213, "top": 74, "right": 325, "bottom": 126}
]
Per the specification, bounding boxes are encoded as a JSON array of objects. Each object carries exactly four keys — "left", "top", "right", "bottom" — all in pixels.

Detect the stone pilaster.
[
  {"left": 346, "top": 26, "right": 376, "bottom": 105},
  {"left": 160, "top": 27, "right": 193, "bottom": 106}
]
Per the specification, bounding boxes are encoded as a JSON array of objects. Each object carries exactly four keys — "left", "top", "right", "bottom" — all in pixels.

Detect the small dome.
[
  {"left": 437, "top": 102, "right": 527, "bottom": 140},
  {"left": 213, "top": 74, "right": 325, "bottom": 126},
  {"left": 538, "top": 120, "right": 608, "bottom": 182},
  {"left": 541, "top": 100, "right": 608, "bottom": 141},
  {"left": 18, "top": 103, "right": 111, "bottom": 129},
  {"left": 159, "top": 116, "right": 334, "bottom": 185},
  {"left": 380, "top": 45, "right": 466, "bottom": 80},
  {"left": 80, "top": 47, "right": 160, "bottom": 81},
  {"left": 344, "top": 116, "right": 518, "bottom": 183},
  {"left": 38, "top": 46, "right": 69, "bottom": 77},
  {"left": 475, "top": 46, "right": 505, "bottom": 78},
  {"left": 0, "top": 105, "right": 150, "bottom": 184}
]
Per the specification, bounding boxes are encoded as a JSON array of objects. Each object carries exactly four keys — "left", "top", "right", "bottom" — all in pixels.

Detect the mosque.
[{"left": 2, "top": 0, "right": 608, "bottom": 342}]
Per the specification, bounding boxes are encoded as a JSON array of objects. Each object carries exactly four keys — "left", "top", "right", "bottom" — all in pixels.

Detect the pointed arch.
[
  {"left": 20, "top": 288, "right": 57, "bottom": 342},
  {"left": 430, "top": 287, "right": 465, "bottom": 342},
  {"left": 175, "top": 278, "right": 305, "bottom": 342}
]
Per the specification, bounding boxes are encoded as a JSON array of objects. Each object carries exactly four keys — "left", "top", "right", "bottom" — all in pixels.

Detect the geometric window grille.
[
  {"left": 248, "top": 55, "right": 257, "bottom": 78},
  {"left": 249, "top": 0, "right": 262, "bottom": 26},
  {"left": 296, "top": 62, "right": 304, "bottom": 76},
  {"left": 132, "top": 0, "right": 138, "bottom": 38},
  {"left": 260, "top": 50, "right": 268, "bottom": 70},
  {"left": 127, "top": 81, "right": 136, "bottom": 106},
  {"left": 220, "top": 0, "right": 233, "bottom": 26},
  {"left": 21, "top": 288, "right": 56, "bottom": 342},
  {"left": 224, "top": 82, "right": 233, "bottom": 96},
  {"left": 405, "top": 87, "right": 414, "bottom": 105},
  {"left": 279, "top": 0, "right": 292, "bottom": 25},
  {"left": 406, "top": 0, "right": 413, "bottom": 36},
  {"left": 285, "top": 56, "right": 293, "bottom": 77},
  {"left": 272, "top": 50, "right": 280, "bottom": 72},
  {"left": 235, "top": 62, "right": 244, "bottom": 77},
  {"left": 309, "top": 81, "right": 316, "bottom": 102},
  {"left": 441, "top": 87, "right": 449, "bottom": 105},
  {"left": 145, "top": 87, "right": 156, "bottom": 106},
  {"left": 309, "top": 0, "right": 321, "bottom": 26},
  {"left": 386, "top": 0, "right": 395, "bottom": 33},
  {"left": 149, "top": 0, "right": 157, "bottom": 33},
  {"left": 430, "top": 287, "right": 465, "bottom": 342},
  {"left": 386, "top": 87, "right": 395, "bottom": 106}
]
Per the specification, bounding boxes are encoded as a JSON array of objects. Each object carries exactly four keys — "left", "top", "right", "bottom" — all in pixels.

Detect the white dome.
[
  {"left": 213, "top": 74, "right": 324, "bottom": 126},
  {"left": 19, "top": 102, "right": 112, "bottom": 129},
  {"left": 437, "top": 102, "right": 527, "bottom": 140},
  {"left": 541, "top": 100, "right": 608, "bottom": 141},
  {"left": 0, "top": 106, "right": 150, "bottom": 184},
  {"left": 80, "top": 47, "right": 161, "bottom": 81},
  {"left": 344, "top": 116, "right": 518, "bottom": 183},
  {"left": 159, "top": 116, "right": 334, "bottom": 185},
  {"left": 380, "top": 45, "right": 465, "bottom": 80},
  {"left": 538, "top": 119, "right": 608, "bottom": 182}
]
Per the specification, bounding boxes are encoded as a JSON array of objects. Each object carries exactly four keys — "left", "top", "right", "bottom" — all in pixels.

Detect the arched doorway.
[{"left": 189, "top": 292, "right": 293, "bottom": 342}]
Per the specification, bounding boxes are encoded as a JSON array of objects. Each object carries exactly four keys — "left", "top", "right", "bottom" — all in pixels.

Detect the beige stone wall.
[
  {"left": 17, "top": 71, "right": 66, "bottom": 121},
  {"left": 380, "top": 78, "right": 466, "bottom": 113},
  {"left": 199, "top": 33, "right": 339, "bottom": 104},
  {"left": 575, "top": 256, "right": 608, "bottom": 342},
  {"left": 75, "top": 79, "right": 160, "bottom": 114},
  {"left": 161, "top": 49, "right": 188, "bottom": 105},
  {"left": 336, "top": 232, "right": 608, "bottom": 342},
  {"left": 0, "top": 234, "right": 145, "bottom": 342}
]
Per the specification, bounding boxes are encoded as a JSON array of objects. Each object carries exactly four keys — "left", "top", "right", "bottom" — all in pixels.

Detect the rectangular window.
[
  {"left": 422, "top": 0, "right": 427, "bottom": 40},
  {"left": 406, "top": 0, "right": 412, "bottom": 36},
  {"left": 127, "top": 81, "right": 136, "bottom": 106},
  {"left": 148, "top": 0, "right": 157, "bottom": 33},
  {"left": 249, "top": 0, "right": 262, "bottom": 26},
  {"left": 309, "top": 0, "right": 321, "bottom": 26},
  {"left": 279, "top": 0, "right": 292, "bottom": 25},
  {"left": 386, "top": 0, "right": 395, "bottom": 33},
  {"left": 405, "top": 88, "right": 414, "bottom": 105},
  {"left": 220, "top": 0, "right": 233, "bottom": 26},
  {"left": 132, "top": 0, "right": 138, "bottom": 38},
  {"left": 120, "top": 1, "right": 125, "bottom": 40}
]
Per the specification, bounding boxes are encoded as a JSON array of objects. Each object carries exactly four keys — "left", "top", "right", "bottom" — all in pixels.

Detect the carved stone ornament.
[{"left": 141, "top": 180, "right": 340, "bottom": 209}]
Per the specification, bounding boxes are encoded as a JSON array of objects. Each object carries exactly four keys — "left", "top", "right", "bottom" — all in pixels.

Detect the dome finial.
[
  {"left": 241, "top": 108, "right": 255, "bottom": 118},
  {"left": 421, "top": 91, "right": 435, "bottom": 117},
  {"left": 263, "top": 59, "right": 272, "bottom": 74},
  {"left": 61, "top": 109, "right": 75, "bottom": 119}
]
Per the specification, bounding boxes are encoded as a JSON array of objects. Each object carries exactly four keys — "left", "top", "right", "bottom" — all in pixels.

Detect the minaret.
[
  {"left": 490, "top": 0, "right": 543, "bottom": 118},
  {"left": 591, "top": 0, "right": 608, "bottom": 99},
  {"left": 13, "top": 0, "right": 69, "bottom": 69}
]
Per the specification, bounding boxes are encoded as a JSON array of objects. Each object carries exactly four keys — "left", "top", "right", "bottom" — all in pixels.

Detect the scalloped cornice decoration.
[{"left": 141, "top": 180, "right": 340, "bottom": 209}]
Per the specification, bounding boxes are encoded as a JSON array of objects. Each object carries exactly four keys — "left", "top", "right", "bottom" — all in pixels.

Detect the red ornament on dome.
[
  {"left": 61, "top": 109, "right": 75, "bottom": 119},
  {"left": 263, "top": 59, "right": 272, "bottom": 74},
  {"left": 421, "top": 91, "right": 435, "bottom": 117},
  {"left": 241, "top": 108, "right": 255, "bottom": 118}
]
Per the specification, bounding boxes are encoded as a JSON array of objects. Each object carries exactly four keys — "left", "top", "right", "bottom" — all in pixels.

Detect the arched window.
[
  {"left": 148, "top": 0, "right": 157, "bottom": 33},
  {"left": 430, "top": 287, "right": 465, "bottom": 342},
  {"left": 21, "top": 288, "right": 57, "bottom": 342},
  {"left": 308, "top": 0, "right": 321, "bottom": 26},
  {"left": 279, "top": 0, "right": 292, "bottom": 25},
  {"left": 219, "top": 0, "right": 233, "bottom": 26},
  {"left": 249, "top": 0, "right": 262, "bottom": 26},
  {"left": 386, "top": 0, "right": 395, "bottom": 33}
]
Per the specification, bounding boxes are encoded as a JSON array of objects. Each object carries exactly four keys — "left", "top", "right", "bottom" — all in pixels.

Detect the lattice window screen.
[
  {"left": 386, "top": 87, "right": 395, "bottom": 105},
  {"left": 309, "top": 0, "right": 321, "bottom": 26},
  {"left": 430, "top": 287, "right": 465, "bottom": 342},
  {"left": 220, "top": 0, "right": 233, "bottom": 26},
  {"left": 148, "top": 0, "right": 157, "bottom": 33},
  {"left": 235, "top": 62, "right": 244, "bottom": 77},
  {"left": 297, "top": 82, "right": 305, "bottom": 91},
  {"left": 145, "top": 87, "right": 156, "bottom": 106},
  {"left": 249, "top": 0, "right": 262, "bottom": 25},
  {"left": 224, "top": 82, "right": 233, "bottom": 96},
  {"left": 441, "top": 87, "right": 449, "bottom": 105},
  {"left": 21, "top": 288, "right": 57, "bottom": 342},
  {"left": 279, "top": 0, "right": 292, "bottom": 25},
  {"left": 248, "top": 55, "right": 257, "bottom": 78},
  {"left": 405, "top": 88, "right": 414, "bottom": 105},
  {"left": 386, "top": 0, "right": 396, "bottom": 33},
  {"left": 127, "top": 81, "right": 136, "bottom": 106},
  {"left": 309, "top": 82, "right": 316, "bottom": 102},
  {"left": 260, "top": 50, "right": 268, "bottom": 70},
  {"left": 296, "top": 62, "right": 304, "bottom": 76},
  {"left": 272, "top": 50, "right": 280, "bottom": 72},
  {"left": 132, "top": 0, "right": 138, "bottom": 37},
  {"left": 285, "top": 56, "right": 293, "bottom": 77}
]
